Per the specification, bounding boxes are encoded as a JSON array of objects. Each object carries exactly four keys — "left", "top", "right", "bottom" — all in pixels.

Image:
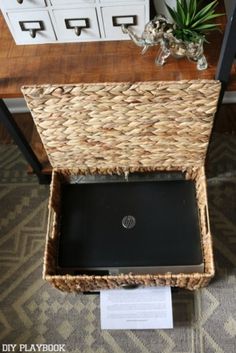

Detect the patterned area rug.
[{"left": 0, "top": 134, "right": 236, "bottom": 353}]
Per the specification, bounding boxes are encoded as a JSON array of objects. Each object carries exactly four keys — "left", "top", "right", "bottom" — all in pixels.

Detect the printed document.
[{"left": 100, "top": 286, "right": 173, "bottom": 330}]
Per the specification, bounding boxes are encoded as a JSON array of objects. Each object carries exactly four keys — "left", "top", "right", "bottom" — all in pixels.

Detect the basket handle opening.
[
  {"left": 204, "top": 205, "right": 210, "bottom": 234},
  {"left": 47, "top": 206, "right": 56, "bottom": 239}
]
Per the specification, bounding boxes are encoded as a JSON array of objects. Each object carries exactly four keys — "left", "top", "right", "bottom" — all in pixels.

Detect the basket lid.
[{"left": 22, "top": 80, "right": 221, "bottom": 172}]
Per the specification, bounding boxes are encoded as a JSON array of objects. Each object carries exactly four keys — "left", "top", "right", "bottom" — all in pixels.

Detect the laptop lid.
[{"left": 58, "top": 179, "right": 203, "bottom": 272}]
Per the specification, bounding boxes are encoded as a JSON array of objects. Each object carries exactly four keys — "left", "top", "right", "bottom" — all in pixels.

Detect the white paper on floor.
[{"left": 100, "top": 286, "right": 173, "bottom": 330}]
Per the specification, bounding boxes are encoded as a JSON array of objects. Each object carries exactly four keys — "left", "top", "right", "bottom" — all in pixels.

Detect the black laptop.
[{"left": 58, "top": 174, "right": 204, "bottom": 275}]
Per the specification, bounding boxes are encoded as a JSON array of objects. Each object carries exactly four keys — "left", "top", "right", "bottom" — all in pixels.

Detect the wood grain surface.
[{"left": 0, "top": 4, "right": 235, "bottom": 98}]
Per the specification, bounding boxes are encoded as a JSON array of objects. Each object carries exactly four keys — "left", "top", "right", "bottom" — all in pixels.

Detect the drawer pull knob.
[
  {"left": 29, "top": 29, "right": 36, "bottom": 38},
  {"left": 65, "top": 18, "right": 90, "bottom": 36},
  {"left": 19, "top": 20, "right": 45, "bottom": 38},
  {"left": 112, "top": 15, "right": 137, "bottom": 28},
  {"left": 17, "top": 0, "right": 23, "bottom": 3},
  {"left": 74, "top": 26, "right": 82, "bottom": 37}
]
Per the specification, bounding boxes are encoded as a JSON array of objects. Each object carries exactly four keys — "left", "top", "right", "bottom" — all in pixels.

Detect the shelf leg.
[
  {"left": 215, "top": 1, "right": 236, "bottom": 87},
  {"left": 0, "top": 99, "right": 50, "bottom": 184}
]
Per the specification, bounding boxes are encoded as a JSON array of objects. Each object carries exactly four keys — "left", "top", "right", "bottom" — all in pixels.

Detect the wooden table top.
[{"left": 0, "top": 11, "right": 235, "bottom": 98}]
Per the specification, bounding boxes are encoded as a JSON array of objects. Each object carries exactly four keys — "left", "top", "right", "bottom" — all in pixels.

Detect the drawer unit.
[
  {"left": 6, "top": 10, "right": 56, "bottom": 44},
  {"left": 101, "top": 5, "right": 146, "bottom": 40},
  {"left": 52, "top": 7, "right": 100, "bottom": 41},
  {"left": 0, "top": 0, "right": 149, "bottom": 44}
]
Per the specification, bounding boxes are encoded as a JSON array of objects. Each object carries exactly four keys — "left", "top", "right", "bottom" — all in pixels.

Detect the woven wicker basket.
[{"left": 22, "top": 80, "right": 221, "bottom": 291}]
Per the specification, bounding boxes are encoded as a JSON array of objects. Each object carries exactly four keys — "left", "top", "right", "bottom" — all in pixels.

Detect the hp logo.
[{"left": 122, "top": 215, "right": 136, "bottom": 229}]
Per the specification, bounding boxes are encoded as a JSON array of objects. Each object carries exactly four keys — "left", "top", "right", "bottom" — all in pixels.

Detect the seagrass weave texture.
[
  {"left": 22, "top": 80, "right": 221, "bottom": 172},
  {"left": 22, "top": 80, "right": 220, "bottom": 291},
  {"left": 43, "top": 167, "right": 214, "bottom": 292}
]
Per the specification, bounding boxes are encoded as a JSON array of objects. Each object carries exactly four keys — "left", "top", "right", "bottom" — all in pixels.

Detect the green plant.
[{"left": 166, "top": 0, "right": 223, "bottom": 43}]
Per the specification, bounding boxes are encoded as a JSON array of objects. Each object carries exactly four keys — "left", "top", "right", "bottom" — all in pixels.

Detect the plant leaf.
[
  {"left": 191, "top": 13, "right": 224, "bottom": 28},
  {"left": 189, "top": 0, "right": 197, "bottom": 15},
  {"left": 165, "top": 4, "right": 182, "bottom": 26},
  {"left": 193, "top": 0, "right": 218, "bottom": 22},
  {"left": 193, "top": 23, "right": 221, "bottom": 31},
  {"left": 186, "top": 12, "right": 190, "bottom": 26},
  {"left": 182, "top": 0, "right": 188, "bottom": 14},
  {"left": 177, "top": 0, "right": 186, "bottom": 25}
]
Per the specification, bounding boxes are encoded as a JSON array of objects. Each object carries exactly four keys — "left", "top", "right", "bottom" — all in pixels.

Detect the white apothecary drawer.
[
  {"left": 52, "top": 8, "right": 100, "bottom": 41},
  {"left": 1, "top": 0, "right": 46, "bottom": 10},
  {"left": 7, "top": 11, "right": 56, "bottom": 44},
  {"left": 50, "top": 0, "right": 95, "bottom": 5},
  {"left": 101, "top": 5, "right": 146, "bottom": 40}
]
